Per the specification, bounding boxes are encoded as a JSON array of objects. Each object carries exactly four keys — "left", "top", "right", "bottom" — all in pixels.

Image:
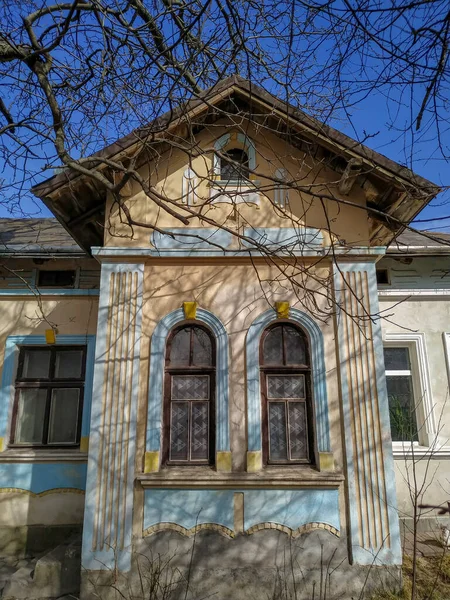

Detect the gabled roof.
[
  {"left": 32, "top": 75, "right": 439, "bottom": 252},
  {"left": 0, "top": 218, "right": 84, "bottom": 257}
]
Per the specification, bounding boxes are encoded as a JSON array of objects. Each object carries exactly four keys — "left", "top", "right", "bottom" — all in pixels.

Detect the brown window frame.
[
  {"left": 260, "top": 322, "right": 315, "bottom": 466},
  {"left": 10, "top": 345, "right": 86, "bottom": 448},
  {"left": 163, "top": 324, "right": 216, "bottom": 466}
]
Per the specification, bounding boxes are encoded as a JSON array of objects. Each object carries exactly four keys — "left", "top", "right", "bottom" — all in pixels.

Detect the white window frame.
[{"left": 383, "top": 332, "right": 437, "bottom": 457}]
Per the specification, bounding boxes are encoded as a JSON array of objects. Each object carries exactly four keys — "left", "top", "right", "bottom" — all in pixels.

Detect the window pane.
[
  {"left": 191, "top": 402, "right": 209, "bottom": 460},
  {"left": 268, "top": 402, "right": 288, "bottom": 460},
  {"left": 288, "top": 402, "right": 308, "bottom": 460},
  {"left": 384, "top": 347, "right": 410, "bottom": 371},
  {"left": 386, "top": 375, "right": 418, "bottom": 441},
  {"left": 54, "top": 350, "right": 84, "bottom": 379},
  {"left": 192, "top": 328, "right": 212, "bottom": 365},
  {"left": 267, "top": 375, "right": 305, "bottom": 399},
  {"left": 170, "top": 402, "right": 189, "bottom": 460},
  {"left": 22, "top": 350, "right": 51, "bottom": 378},
  {"left": 15, "top": 389, "right": 47, "bottom": 444},
  {"left": 172, "top": 375, "right": 209, "bottom": 400},
  {"left": 38, "top": 270, "right": 75, "bottom": 287},
  {"left": 284, "top": 326, "right": 307, "bottom": 365},
  {"left": 48, "top": 388, "right": 80, "bottom": 444},
  {"left": 169, "top": 328, "right": 191, "bottom": 366},
  {"left": 263, "top": 326, "right": 283, "bottom": 364},
  {"left": 220, "top": 149, "right": 249, "bottom": 181}
]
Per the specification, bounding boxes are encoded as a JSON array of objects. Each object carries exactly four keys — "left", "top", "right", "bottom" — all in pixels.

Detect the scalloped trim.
[
  {"left": 0, "top": 487, "right": 85, "bottom": 497},
  {"left": 143, "top": 522, "right": 235, "bottom": 539},
  {"left": 246, "top": 522, "right": 340, "bottom": 538}
]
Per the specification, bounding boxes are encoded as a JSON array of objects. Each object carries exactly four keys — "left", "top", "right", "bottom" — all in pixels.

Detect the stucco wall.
[
  {"left": 379, "top": 294, "right": 450, "bottom": 516},
  {"left": 103, "top": 120, "right": 370, "bottom": 248},
  {"left": 136, "top": 259, "right": 343, "bottom": 474},
  {"left": 0, "top": 291, "right": 98, "bottom": 538}
]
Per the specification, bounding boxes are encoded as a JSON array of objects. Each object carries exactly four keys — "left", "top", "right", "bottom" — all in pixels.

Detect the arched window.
[
  {"left": 220, "top": 148, "right": 249, "bottom": 181},
  {"left": 164, "top": 325, "right": 215, "bottom": 465},
  {"left": 260, "top": 323, "right": 314, "bottom": 465}
]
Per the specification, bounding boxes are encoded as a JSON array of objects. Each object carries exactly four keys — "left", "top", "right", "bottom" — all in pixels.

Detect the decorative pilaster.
[
  {"left": 82, "top": 262, "right": 144, "bottom": 572},
  {"left": 333, "top": 262, "right": 401, "bottom": 565}
]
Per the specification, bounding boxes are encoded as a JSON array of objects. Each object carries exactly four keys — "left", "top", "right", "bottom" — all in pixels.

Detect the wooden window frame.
[
  {"left": 260, "top": 322, "right": 315, "bottom": 466},
  {"left": 10, "top": 345, "right": 86, "bottom": 448},
  {"left": 162, "top": 324, "right": 216, "bottom": 466}
]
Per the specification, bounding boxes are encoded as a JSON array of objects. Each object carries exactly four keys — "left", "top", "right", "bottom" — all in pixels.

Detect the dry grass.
[{"left": 371, "top": 553, "right": 450, "bottom": 600}]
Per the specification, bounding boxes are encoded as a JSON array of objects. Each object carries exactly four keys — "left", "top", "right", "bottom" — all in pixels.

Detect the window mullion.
[{"left": 42, "top": 387, "right": 52, "bottom": 445}]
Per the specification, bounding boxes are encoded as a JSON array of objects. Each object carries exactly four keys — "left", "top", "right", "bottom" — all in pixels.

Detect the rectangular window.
[
  {"left": 11, "top": 346, "right": 86, "bottom": 447},
  {"left": 384, "top": 346, "right": 418, "bottom": 442},
  {"left": 37, "top": 270, "right": 76, "bottom": 288}
]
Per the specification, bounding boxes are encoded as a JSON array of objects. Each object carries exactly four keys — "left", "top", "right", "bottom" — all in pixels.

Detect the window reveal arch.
[
  {"left": 164, "top": 325, "right": 215, "bottom": 465},
  {"left": 260, "top": 323, "right": 314, "bottom": 465}
]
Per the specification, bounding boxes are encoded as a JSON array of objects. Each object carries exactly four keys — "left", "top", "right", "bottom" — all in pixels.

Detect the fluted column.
[
  {"left": 333, "top": 261, "right": 401, "bottom": 565},
  {"left": 82, "top": 262, "right": 144, "bottom": 571}
]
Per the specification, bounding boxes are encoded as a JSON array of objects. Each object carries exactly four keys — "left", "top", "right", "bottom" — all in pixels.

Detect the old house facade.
[{"left": 0, "top": 78, "right": 448, "bottom": 598}]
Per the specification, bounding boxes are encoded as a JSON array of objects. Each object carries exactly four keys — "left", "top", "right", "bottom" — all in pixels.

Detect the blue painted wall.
[
  {"left": 0, "top": 463, "right": 87, "bottom": 494},
  {"left": 143, "top": 488, "right": 340, "bottom": 533}
]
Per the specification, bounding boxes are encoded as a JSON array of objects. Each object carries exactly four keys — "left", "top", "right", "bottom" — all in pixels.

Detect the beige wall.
[
  {"left": 104, "top": 120, "right": 370, "bottom": 248},
  {"left": 135, "top": 258, "right": 344, "bottom": 473},
  {"left": 379, "top": 296, "right": 450, "bottom": 516}
]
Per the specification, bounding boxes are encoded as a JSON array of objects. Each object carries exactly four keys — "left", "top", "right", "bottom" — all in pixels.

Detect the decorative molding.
[
  {"left": 246, "top": 451, "right": 262, "bottom": 473},
  {"left": 137, "top": 471, "right": 344, "bottom": 489},
  {"left": 246, "top": 522, "right": 340, "bottom": 538},
  {"left": 318, "top": 452, "right": 334, "bottom": 472},
  {"left": 0, "top": 334, "right": 96, "bottom": 445},
  {"left": 0, "top": 487, "right": 85, "bottom": 497},
  {"left": 82, "top": 262, "right": 144, "bottom": 572},
  {"left": 274, "top": 168, "right": 289, "bottom": 208},
  {"left": 216, "top": 451, "right": 232, "bottom": 472},
  {"left": 0, "top": 450, "right": 88, "bottom": 463},
  {"left": 245, "top": 308, "right": 331, "bottom": 457},
  {"left": 151, "top": 228, "right": 232, "bottom": 251},
  {"left": 182, "top": 167, "right": 197, "bottom": 205},
  {"left": 147, "top": 307, "right": 230, "bottom": 457},
  {"left": 91, "top": 244, "right": 385, "bottom": 259},
  {"left": 384, "top": 331, "right": 435, "bottom": 446},
  {"left": 392, "top": 443, "right": 450, "bottom": 459},
  {"left": 144, "top": 451, "right": 160, "bottom": 473},
  {"left": 242, "top": 227, "right": 323, "bottom": 252},
  {"left": 275, "top": 301, "right": 290, "bottom": 318},
  {"left": 0, "top": 288, "right": 99, "bottom": 296},
  {"left": 213, "top": 132, "right": 256, "bottom": 178},
  {"left": 143, "top": 522, "right": 235, "bottom": 539},
  {"left": 379, "top": 289, "right": 450, "bottom": 298},
  {"left": 142, "top": 521, "right": 339, "bottom": 539},
  {"left": 183, "top": 301, "right": 198, "bottom": 320},
  {"left": 333, "top": 262, "right": 401, "bottom": 566}
]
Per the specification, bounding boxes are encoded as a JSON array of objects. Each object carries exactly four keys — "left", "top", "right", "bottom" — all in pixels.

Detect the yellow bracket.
[
  {"left": 275, "top": 302, "right": 290, "bottom": 319},
  {"left": 183, "top": 302, "right": 198, "bottom": 320}
]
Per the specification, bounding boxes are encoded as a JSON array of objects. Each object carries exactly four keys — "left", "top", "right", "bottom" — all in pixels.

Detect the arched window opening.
[
  {"left": 164, "top": 325, "right": 215, "bottom": 465},
  {"left": 260, "top": 323, "right": 314, "bottom": 465},
  {"left": 220, "top": 148, "right": 249, "bottom": 181}
]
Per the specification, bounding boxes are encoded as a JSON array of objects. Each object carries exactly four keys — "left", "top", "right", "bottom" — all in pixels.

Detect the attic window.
[
  {"left": 220, "top": 149, "right": 249, "bottom": 181},
  {"left": 38, "top": 270, "right": 76, "bottom": 288},
  {"left": 376, "top": 269, "right": 390, "bottom": 285}
]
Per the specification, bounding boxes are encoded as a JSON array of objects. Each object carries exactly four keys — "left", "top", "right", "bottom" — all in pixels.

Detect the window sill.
[
  {"left": 137, "top": 466, "right": 344, "bottom": 489},
  {"left": 0, "top": 448, "right": 88, "bottom": 463},
  {"left": 392, "top": 443, "right": 450, "bottom": 459},
  {"left": 209, "top": 180, "right": 261, "bottom": 187}
]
